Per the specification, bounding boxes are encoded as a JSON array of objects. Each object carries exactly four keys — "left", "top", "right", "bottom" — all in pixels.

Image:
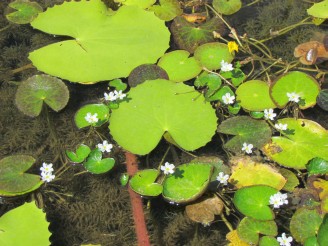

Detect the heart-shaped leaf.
[
  {"left": 259, "top": 236, "right": 280, "bottom": 246},
  {"left": 279, "top": 168, "right": 299, "bottom": 192},
  {"left": 233, "top": 185, "right": 277, "bottom": 220},
  {"left": 29, "top": 1, "right": 170, "bottom": 83},
  {"left": 213, "top": 0, "right": 242, "bottom": 15},
  {"left": 307, "top": 0, "right": 328, "bottom": 18},
  {"left": 109, "top": 79, "right": 217, "bottom": 155},
  {"left": 0, "top": 155, "right": 42, "bottom": 196},
  {"left": 109, "top": 79, "right": 127, "bottom": 92},
  {"left": 129, "top": 169, "right": 163, "bottom": 196},
  {"left": 83, "top": 149, "right": 115, "bottom": 174},
  {"left": 318, "top": 214, "right": 328, "bottom": 246},
  {"left": 150, "top": 0, "right": 182, "bottom": 21},
  {"left": 74, "top": 104, "right": 110, "bottom": 129},
  {"left": 66, "top": 144, "right": 91, "bottom": 163},
  {"left": 15, "top": 74, "right": 69, "bottom": 117},
  {"left": 128, "top": 64, "right": 168, "bottom": 87},
  {"left": 162, "top": 163, "right": 213, "bottom": 203},
  {"left": 6, "top": 0, "right": 42, "bottom": 24}
]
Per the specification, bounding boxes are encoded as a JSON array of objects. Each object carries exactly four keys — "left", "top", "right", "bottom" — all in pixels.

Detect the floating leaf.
[
  {"left": 83, "top": 149, "right": 115, "bottom": 174},
  {"left": 313, "top": 178, "right": 328, "bottom": 213},
  {"left": 0, "top": 202, "right": 51, "bottom": 245},
  {"left": 279, "top": 168, "right": 299, "bottom": 192},
  {"left": 191, "top": 156, "right": 229, "bottom": 182},
  {"left": 307, "top": 0, "right": 328, "bottom": 19},
  {"left": 157, "top": 50, "right": 202, "bottom": 82},
  {"left": 236, "top": 80, "right": 276, "bottom": 111},
  {"left": 194, "top": 71, "right": 223, "bottom": 101},
  {"left": 15, "top": 74, "right": 69, "bottom": 117},
  {"left": 304, "top": 236, "right": 319, "bottom": 246},
  {"left": 115, "top": 0, "right": 156, "bottom": 9},
  {"left": 249, "top": 111, "right": 265, "bottom": 119},
  {"left": 226, "top": 230, "right": 250, "bottom": 246},
  {"left": 6, "top": 0, "right": 42, "bottom": 24},
  {"left": 209, "top": 85, "right": 234, "bottom": 102},
  {"left": 229, "top": 156, "right": 286, "bottom": 190},
  {"left": 185, "top": 196, "right": 224, "bottom": 225},
  {"left": 237, "top": 217, "right": 277, "bottom": 245},
  {"left": 109, "top": 79, "right": 217, "bottom": 155},
  {"left": 262, "top": 118, "right": 328, "bottom": 169},
  {"left": 307, "top": 157, "right": 328, "bottom": 176},
  {"left": 109, "top": 79, "right": 127, "bottom": 92},
  {"left": 194, "top": 42, "right": 234, "bottom": 70},
  {"left": 119, "top": 173, "right": 129, "bottom": 187},
  {"left": 218, "top": 116, "right": 272, "bottom": 153},
  {"left": 74, "top": 104, "right": 110, "bottom": 129},
  {"left": 128, "top": 64, "right": 168, "bottom": 87},
  {"left": 213, "top": 0, "right": 242, "bottom": 15},
  {"left": 162, "top": 163, "right": 213, "bottom": 203},
  {"left": 0, "top": 155, "right": 42, "bottom": 196},
  {"left": 66, "top": 144, "right": 91, "bottom": 164},
  {"left": 317, "top": 89, "right": 328, "bottom": 111},
  {"left": 318, "top": 214, "right": 328, "bottom": 246},
  {"left": 228, "top": 103, "right": 241, "bottom": 115},
  {"left": 221, "top": 68, "right": 246, "bottom": 87},
  {"left": 170, "top": 16, "right": 225, "bottom": 53},
  {"left": 290, "top": 208, "right": 323, "bottom": 243},
  {"left": 150, "top": 0, "right": 182, "bottom": 21},
  {"left": 129, "top": 169, "right": 162, "bottom": 196},
  {"left": 259, "top": 236, "right": 280, "bottom": 246},
  {"left": 233, "top": 185, "right": 277, "bottom": 220},
  {"left": 29, "top": 2, "right": 170, "bottom": 83},
  {"left": 293, "top": 41, "right": 328, "bottom": 65},
  {"left": 270, "top": 71, "right": 320, "bottom": 109}
]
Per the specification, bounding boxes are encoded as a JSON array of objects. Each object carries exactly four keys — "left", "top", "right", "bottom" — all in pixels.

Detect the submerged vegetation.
[{"left": 1, "top": 0, "right": 328, "bottom": 245}]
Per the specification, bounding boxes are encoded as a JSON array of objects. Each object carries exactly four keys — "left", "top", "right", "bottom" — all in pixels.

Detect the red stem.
[{"left": 125, "top": 151, "right": 151, "bottom": 246}]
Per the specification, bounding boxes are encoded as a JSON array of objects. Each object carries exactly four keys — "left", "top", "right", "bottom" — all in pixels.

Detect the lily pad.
[
  {"left": 66, "top": 144, "right": 91, "bottom": 163},
  {"left": 150, "top": 0, "right": 182, "bottom": 21},
  {"left": 213, "top": 0, "right": 242, "bottom": 15},
  {"left": 236, "top": 80, "right": 276, "bottom": 111},
  {"left": 162, "top": 163, "right": 213, "bottom": 203},
  {"left": 226, "top": 230, "right": 250, "bottom": 246},
  {"left": 109, "top": 79, "right": 217, "bottom": 155},
  {"left": 157, "top": 50, "right": 202, "bottom": 82},
  {"left": 217, "top": 116, "right": 272, "bottom": 153},
  {"left": 304, "top": 236, "right": 319, "bottom": 246},
  {"left": 15, "top": 74, "right": 69, "bottom": 117},
  {"left": 307, "top": 0, "right": 328, "bottom": 19},
  {"left": 259, "top": 236, "right": 280, "bottom": 246},
  {"left": 290, "top": 208, "right": 323, "bottom": 243},
  {"left": 233, "top": 185, "right": 277, "bottom": 220},
  {"left": 0, "top": 202, "right": 51, "bottom": 245},
  {"left": 317, "top": 89, "right": 328, "bottom": 111},
  {"left": 221, "top": 68, "right": 246, "bottom": 87},
  {"left": 209, "top": 85, "right": 234, "bottom": 102},
  {"left": 194, "top": 42, "right": 234, "bottom": 70},
  {"left": 83, "top": 149, "right": 115, "bottom": 174},
  {"left": 6, "top": 0, "right": 42, "bottom": 24},
  {"left": 0, "top": 155, "right": 42, "bottom": 196},
  {"left": 115, "top": 0, "right": 155, "bottom": 9},
  {"left": 262, "top": 118, "right": 328, "bottom": 169},
  {"left": 29, "top": 1, "right": 170, "bottom": 83},
  {"left": 74, "top": 104, "right": 110, "bottom": 129},
  {"left": 109, "top": 79, "right": 127, "bottom": 92},
  {"left": 237, "top": 217, "right": 277, "bottom": 245},
  {"left": 191, "top": 156, "right": 228, "bottom": 182},
  {"left": 307, "top": 157, "right": 328, "bottom": 176},
  {"left": 279, "top": 168, "right": 299, "bottom": 192},
  {"left": 318, "top": 214, "right": 328, "bottom": 246},
  {"left": 129, "top": 169, "right": 163, "bottom": 196},
  {"left": 128, "top": 64, "right": 168, "bottom": 87},
  {"left": 270, "top": 71, "right": 320, "bottom": 109}
]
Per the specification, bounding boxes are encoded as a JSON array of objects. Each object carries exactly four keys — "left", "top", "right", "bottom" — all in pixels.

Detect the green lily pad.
[
  {"left": 129, "top": 169, "right": 163, "bottom": 196},
  {"left": 236, "top": 80, "right": 276, "bottom": 111},
  {"left": 0, "top": 155, "right": 42, "bottom": 197},
  {"left": 213, "top": 0, "right": 242, "bottom": 15},
  {"left": 318, "top": 214, "right": 328, "bottom": 246},
  {"left": 237, "top": 217, "right": 277, "bottom": 245},
  {"left": 259, "top": 236, "right": 280, "bottom": 246},
  {"left": 15, "top": 74, "right": 69, "bottom": 117},
  {"left": 191, "top": 156, "right": 228, "bottom": 182},
  {"left": 115, "top": 0, "right": 155, "bottom": 9},
  {"left": 162, "top": 163, "right": 213, "bottom": 203},
  {"left": 150, "top": 0, "right": 182, "bottom": 21},
  {"left": 304, "top": 236, "right": 319, "bottom": 246},
  {"left": 228, "top": 103, "right": 241, "bottom": 115},
  {"left": 194, "top": 42, "right": 234, "bottom": 70},
  {"left": 250, "top": 111, "right": 265, "bottom": 119},
  {"left": 307, "top": 157, "right": 328, "bottom": 176},
  {"left": 29, "top": 2, "right": 170, "bottom": 83},
  {"left": 6, "top": 0, "right": 43, "bottom": 24},
  {"left": 66, "top": 144, "right": 91, "bottom": 163},
  {"left": 211, "top": 85, "right": 234, "bottom": 102},
  {"left": 307, "top": 0, "right": 328, "bottom": 19},
  {"left": 262, "top": 118, "right": 328, "bottom": 169},
  {"left": 83, "top": 149, "right": 115, "bottom": 174},
  {"left": 221, "top": 68, "right": 246, "bottom": 87},
  {"left": 317, "top": 89, "right": 328, "bottom": 111},
  {"left": 290, "top": 208, "right": 323, "bottom": 244},
  {"left": 218, "top": 116, "right": 272, "bottom": 153},
  {"left": 109, "top": 79, "right": 127, "bottom": 92},
  {"left": 170, "top": 16, "right": 225, "bottom": 53},
  {"left": 119, "top": 173, "right": 129, "bottom": 187},
  {"left": 128, "top": 64, "right": 168, "bottom": 87},
  {"left": 233, "top": 185, "right": 277, "bottom": 220},
  {"left": 194, "top": 71, "right": 224, "bottom": 101},
  {"left": 109, "top": 79, "right": 217, "bottom": 155},
  {"left": 279, "top": 168, "right": 299, "bottom": 192},
  {"left": 0, "top": 202, "right": 51, "bottom": 245},
  {"left": 157, "top": 50, "right": 202, "bottom": 82},
  {"left": 270, "top": 71, "right": 320, "bottom": 109},
  {"left": 74, "top": 104, "right": 110, "bottom": 129}
]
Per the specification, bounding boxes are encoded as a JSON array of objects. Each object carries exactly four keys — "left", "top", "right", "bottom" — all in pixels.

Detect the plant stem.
[
  {"left": 11, "top": 63, "right": 34, "bottom": 74},
  {"left": 125, "top": 151, "right": 150, "bottom": 246}
]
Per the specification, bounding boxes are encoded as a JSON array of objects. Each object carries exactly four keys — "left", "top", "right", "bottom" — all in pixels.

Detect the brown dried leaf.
[
  {"left": 226, "top": 230, "right": 250, "bottom": 246},
  {"left": 294, "top": 41, "right": 328, "bottom": 65}
]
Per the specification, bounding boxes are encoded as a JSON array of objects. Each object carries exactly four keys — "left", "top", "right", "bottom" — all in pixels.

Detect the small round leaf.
[
  {"left": 213, "top": 0, "right": 242, "bottom": 15},
  {"left": 6, "top": 0, "right": 42, "bottom": 24},
  {"left": 129, "top": 169, "right": 163, "bottom": 196},
  {"left": 128, "top": 64, "right": 168, "bottom": 87},
  {"left": 66, "top": 144, "right": 91, "bottom": 163},
  {"left": 83, "top": 149, "right": 115, "bottom": 174},
  {"left": 74, "top": 104, "right": 110, "bottom": 129}
]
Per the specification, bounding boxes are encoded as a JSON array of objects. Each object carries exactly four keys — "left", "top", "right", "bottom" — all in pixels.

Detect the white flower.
[
  {"left": 41, "top": 172, "right": 55, "bottom": 182},
  {"left": 97, "top": 140, "right": 113, "bottom": 153},
  {"left": 216, "top": 172, "right": 230, "bottom": 185},
  {"left": 287, "top": 92, "right": 300, "bottom": 103},
  {"left": 114, "top": 90, "right": 126, "bottom": 100},
  {"left": 160, "top": 162, "right": 175, "bottom": 175},
  {"left": 269, "top": 192, "right": 288, "bottom": 208},
  {"left": 85, "top": 112, "right": 98, "bottom": 124},
  {"left": 242, "top": 142, "right": 253, "bottom": 154},
  {"left": 277, "top": 233, "right": 293, "bottom": 246},
  {"left": 220, "top": 60, "right": 234, "bottom": 72},
  {"left": 40, "top": 162, "right": 54, "bottom": 173},
  {"left": 264, "top": 109, "right": 276, "bottom": 120},
  {"left": 104, "top": 91, "right": 117, "bottom": 101},
  {"left": 275, "top": 123, "right": 288, "bottom": 131},
  {"left": 222, "top": 93, "right": 235, "bottom": 105}
]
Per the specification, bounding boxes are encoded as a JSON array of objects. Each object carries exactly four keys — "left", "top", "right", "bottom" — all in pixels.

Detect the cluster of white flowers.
[
  {"left": 216, "top": 172, "right": 230, "bottom": 185},
  {"left": 104, "top": 90, "right": 126, "bottom": 102},
  {"left": 269, "top": 192, "right": 288, "bottom": 208},
  {"left": 85, "top": 112, "right": 99, "bottom": 124},
  {"left": 264, "top": 108, "right": 276, "bottom": 120},
  {"left": 160, "top": 162, "right": 175, "bottom": 175},
  {"left": 275, "top": 123, "right": 288, "bottom": 131},
  {"left": 287, "top": 92, "right": 300, "bottom": 103},
  {"left": 242, "top": 142, "right": 253, "bottom": 154},
  {"left": 220, "top": 60, "right": 234, "bottom": 72},
  {"left": 40, "top": 162, "right": 55, "bottom": 182},
  {"left": 277, "top": 233, "right": 293, "bottom": 246},
  {"left": 97, "top": 140, "right": 113, "bottom": 153},
  {"left": 222, "top": 92, "right": 235, "bottom": 105}
]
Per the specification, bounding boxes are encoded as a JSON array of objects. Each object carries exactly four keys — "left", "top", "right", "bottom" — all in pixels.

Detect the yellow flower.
[{"left": 228, "top": 41, "right": 238, "bottom": 53}]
